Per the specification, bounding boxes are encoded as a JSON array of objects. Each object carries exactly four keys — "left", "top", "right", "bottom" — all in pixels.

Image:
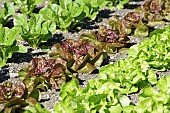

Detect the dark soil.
[{"left": 0, "top": 0, "right": 170, "bottom": 111}]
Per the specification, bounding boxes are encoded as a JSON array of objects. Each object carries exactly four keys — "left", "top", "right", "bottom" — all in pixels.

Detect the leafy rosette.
[
  {"left": 14, "top": 13, "right": 56, "bottom": 48},
  {"left": 80, "top": 26, "right": 130, "bottom": 53},
  {"left": 12, "top": 0, "right": 43, "bottom": 15},
  {"left": 123, "top": 75, "right": 170, "bottom": 113},
  {"left": 49, "top": 39, "right": 107, "bottom": 73},
  {"left": 123, "top": 10, "right": 149, "bottom": 37},
  {"left": 128, "top": 25, "right": 170, "bottom": 71},
  {"left": 108, "top": 0, "right": 170, "bottom": 37},
  {"left": 99, "top": 58, "right": 157, "bottom": 94},
  {"left": 108, "top": 17, "right": 132, "bottom": 36},
  {"left": 55, "top": 78, "right": 132, "bottom": 113},
  {"left": 141, "top": 0, "right": 170, "bottom": 27},
  {"left": 19, "top": 57, "right": 72, "bottom": 90},
  {"left": 109, "top": 10, "right": 148, "bottom": 37},
  {"left": 0, "top": 24, "right": 27, "bottom": 68},
  {"left": 0, "top": 81, "right": 39, "bottom": 113},
  {"left": 124, "top": 7, "right": 144, "bottom": 26},
  {"left": 0, "top": 81, "right": 25, "bottom": 103},
  {"left": 0, "top": 2, "right": 15, "bottom": 26}
]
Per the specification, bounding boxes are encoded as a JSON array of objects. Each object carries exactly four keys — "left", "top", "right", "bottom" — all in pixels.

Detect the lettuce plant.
[
  {"left": 14, "top": 13, "right": 56, "bottom": 48},
  {"left": 0, "top": 2, "right": 15, "bottom": 26},
  {"left": 39, "top": 0, "right": 110, "bottom": 31},
  {"left": 128, "top": 25, "right": 170, "bottom": 71},
  {"left": 123, "top": 75, "right": 170, "bottom": 113},
  {"left": 74, "top": 0, "right": 110, "bottom": 19},
  {"left": 11, "top": 0, "right": 43, "bottom": 15},
  {"left": 108, "top": 0, "right": 129, "bottom": 9},
  {"left": 80, "top": 26, "right": 130, "bottom": 53},
  {"left": 108, "top": 0, "right": 170, "bottom": 37},
  {"left": 109, "top": 10, "right": 149, "bottom": 37},
  {"left": 129, "top": 0, "right": 170, "bottom": 26},
  {"left": 49, "top": 39, "right": 107, "bottom": 73},
  {"left": 131, "top": 0, "right": 170, "bottom": 24},
  {"left": 99, "top": 58, "right": 157, "bottom": 94},
  {"left": 0, "top": 24, "right": 27, "bottom": 68},
  {"left": 39, "top": 3, "right": 84, "bottom": 31},
  {"left": 123, "top": 7, "right": 143, "bottom": 27},
  {"left": 19, "top": 57, "right": 72, "bottom": 90},
  {"left": 0, "top": 81, "right": 40, "bottom": 113},
  {"left": 24, "top": 103, "right": 50, "bottom": 113},
  {"left": 54, "top": 78, "right": 132, "bottom": 113}
]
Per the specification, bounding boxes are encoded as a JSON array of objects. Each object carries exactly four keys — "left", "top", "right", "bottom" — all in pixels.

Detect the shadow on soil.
[{"left": 0, "top": 69, "right": 10, "bottom": 83}]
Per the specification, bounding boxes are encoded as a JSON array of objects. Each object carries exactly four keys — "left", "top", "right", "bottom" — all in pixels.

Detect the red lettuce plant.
[
  {"left": 49, "top": 39, "right": 107, "bottom": 73},
  {"left": 108, "top": 0, "right": 170, "bottom": 37},
  {"left": 130, "top": 0, "right": 170, "bottom": 24},
  {"left": 80, "top": 26, "right": 130, "bottom": 53},
  {"left": 109, "top": 7, "right": 149, "bottom": 37},
  {"left": 0, "top": 81, "right": 40, "bottom": 113},
  {"left": 124, "top": 7, "right": 144, "bottom": 26},
  {"left": 142, "top": 0, "right": 165, "bottom": 27},
  {"left": 19, "top": 57, "right": 72, "bottom": 90}
]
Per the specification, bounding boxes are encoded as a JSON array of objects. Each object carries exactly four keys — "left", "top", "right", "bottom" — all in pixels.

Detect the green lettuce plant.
[
  {"left": 11, "top": 0, "right": 43, "bottom": 15},
  {"left": 14, "top": 13, "right": 56, "bottom": 48},
  {"left": 0, "top": 24, "right": 27, "bottom": 68},
  {"left": 128, "top": 25, "right": 170, "bottom": 71},
  {"left": 74, "top": 0, "right": 110, "bottom": 19},
  {"left": 54, "top": 78, "right": 132, "bottom": 113},
  {"left": 99, "top": 58, "right": 157, "bottom": 94},
  {"left": 39, "top": 0, "right": 110, "bottom": 31},
  {"left": 24, "top": 103, "right": 50, "bottom": 113},
  {"left": 0, "top": 2, "right": 15, "bottom": 26},
  {"left": 123, "top": 75, "right": 170, "bottom": 113},
  {"left": 39, "top": 3, "right": 84, "bottom": 31},
  {"left": 109, "top": 0, "right": 129, "bottom": 9}
]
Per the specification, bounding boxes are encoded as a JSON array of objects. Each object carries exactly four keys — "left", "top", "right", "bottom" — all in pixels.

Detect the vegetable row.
[{"left": 0, "top": 0, "right": 129, "bottom": 30}]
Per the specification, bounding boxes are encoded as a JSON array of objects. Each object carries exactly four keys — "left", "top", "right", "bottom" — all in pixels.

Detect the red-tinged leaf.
[
  {"left": 124, "top": 8, "right": 143, "bottom": 27},
  {"left": 49, "top": 39, "right": 108, "bottom": 73},
  {"left": 0, "top": 81, "right": 26, "bottom": 103},
  {"left": 71, "top": 55, "right": 89, "bottom": 72},
  {"left": 48, "top": 43, "right": 63, "bottom": 57},
  {"left": 77, "top": 63, "right": 96, "bottom": 73},
  {"left": 26, "top": 97, "right": 38, "bottom": 106},
  {"left": 133, "top": 20, "right": 149, "bottom": 37},
  {"left": 50, "top": 77, "right": 66, "bottom": 89},
  {"left": 14, "top": 81, "right": 25, "bottom": 98},
  {"left": 19, "top": 57, "right": 72, "bottom": 90},
  {"left": 143, "top": 0, "right": 162, "bottom": 14},
  {"left": 146, "top": 21, "right": 166, "bottom": 27},
  {"left": 91, "top": 52, "right": 107, "bottom": 67}
]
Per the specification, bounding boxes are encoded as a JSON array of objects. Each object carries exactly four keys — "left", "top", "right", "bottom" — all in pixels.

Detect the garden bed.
[{"left": 0, "top": 0, "right": 170, "bottom": 112}]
